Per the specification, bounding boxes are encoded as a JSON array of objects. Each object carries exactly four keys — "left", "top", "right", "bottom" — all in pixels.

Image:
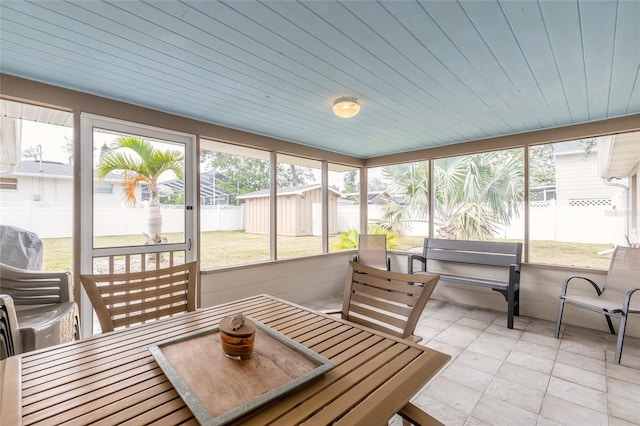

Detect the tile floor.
[{"left": 303, "top": 295, "right": 640, "bottom": 426}]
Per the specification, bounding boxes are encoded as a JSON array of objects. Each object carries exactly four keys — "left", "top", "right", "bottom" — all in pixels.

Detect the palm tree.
[
  {"left": 376, "top": 151, "right": 523, "bottom": 240},
  {"left": 97, "top": 136, "right": 184, "bottom": 244}
]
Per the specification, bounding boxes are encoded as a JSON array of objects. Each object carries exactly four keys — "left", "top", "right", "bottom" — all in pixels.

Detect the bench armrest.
[{"left": 407, "top": 254, "right": 426, "bottom": 274}]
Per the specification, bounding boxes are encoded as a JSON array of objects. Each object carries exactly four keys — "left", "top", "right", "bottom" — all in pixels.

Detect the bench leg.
[{"left": 493, "top": 287, "right": 517, "bottom": 329}]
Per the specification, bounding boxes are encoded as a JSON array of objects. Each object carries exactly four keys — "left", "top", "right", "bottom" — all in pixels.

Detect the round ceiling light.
[{"left": 332, "top": 96, "right": 360, "bottom": 118}]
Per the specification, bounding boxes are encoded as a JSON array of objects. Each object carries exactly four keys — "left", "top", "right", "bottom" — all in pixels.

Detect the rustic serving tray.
[{"left": 148, "top": 319, "right": 335, "bottom": 425}]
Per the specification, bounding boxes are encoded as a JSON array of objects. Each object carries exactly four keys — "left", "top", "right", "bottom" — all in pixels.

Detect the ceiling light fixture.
[{"left": 332, "top": 97, "right": 360, "bottom": 118}]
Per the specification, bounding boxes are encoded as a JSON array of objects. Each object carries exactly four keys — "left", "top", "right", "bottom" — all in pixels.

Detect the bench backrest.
[
  {"left": 423, "top": 238, "right": 522, "bottom": 269},
  {"left": 605, "top": 246, "right": 640, "bottom": 295}
]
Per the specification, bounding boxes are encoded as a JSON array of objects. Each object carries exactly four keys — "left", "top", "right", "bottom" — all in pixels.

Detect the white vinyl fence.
[{"left": 0, "top": 199, "right": 625, "bottom": 245}]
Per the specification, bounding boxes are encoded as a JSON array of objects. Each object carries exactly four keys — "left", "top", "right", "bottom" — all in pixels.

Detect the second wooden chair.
[{"left": 80, "top": 261, "right": 197, "bottom": 333}]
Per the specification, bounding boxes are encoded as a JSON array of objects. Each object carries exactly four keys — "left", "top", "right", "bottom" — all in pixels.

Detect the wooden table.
[{"left": 0, "top": 294, "right": 450, "bottom": 425}]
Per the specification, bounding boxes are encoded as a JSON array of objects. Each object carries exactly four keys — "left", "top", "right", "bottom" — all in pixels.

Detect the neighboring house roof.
[
  {"left": 367, "top": 191, "right": 405, "bottom": 205},
  {"left": 12, "top": 160, "right": 135, "bottom": 182},
  {"left": 598, "top": 133, "right": 640, "bottom": 179},
  {"left": 553, "top": 140, "right": 597, "bottom": 156},
  {"left": 14, "top": 160, "right": 73, "bottom": 177},
  {"left": 237, "top": 184, "right": 342, "bottom": 199}
]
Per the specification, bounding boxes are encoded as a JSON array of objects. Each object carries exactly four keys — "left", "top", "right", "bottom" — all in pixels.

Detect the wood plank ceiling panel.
[
  {"left": 340, "top": 1, "right": 494, "bottom": 139},
  {"left": 461, "top": 1, "right": 552, "bottom": 128},
  {"left": 580, "top": 1, "right": 618, "bottom": 120},
  {"left": 499, "top": 1, "right": 568, "bottom": 126},
  {"left": 609, "top": 0, "right": 640, "bottom": 116},
  {"left": 539, "top": 0, "right": 589, "bottom": 123},
  {"left": 0, "top": 0, "right": 638, "bottom": 158}
]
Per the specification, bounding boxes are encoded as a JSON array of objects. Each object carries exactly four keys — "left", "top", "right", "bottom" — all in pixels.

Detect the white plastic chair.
[{"left": 0, "top": 263, "right": 79, "bottom": 356}]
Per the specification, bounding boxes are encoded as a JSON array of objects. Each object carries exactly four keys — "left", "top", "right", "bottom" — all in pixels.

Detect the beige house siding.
[
  {"left": 555, "top": 151, "right": 620, "bottom": 201},
  {"left": 244, "top": 196, "right": 269, "bottom": 234},
  {"left": 242, "top": 187, "right": 340, "bottom": 236}
]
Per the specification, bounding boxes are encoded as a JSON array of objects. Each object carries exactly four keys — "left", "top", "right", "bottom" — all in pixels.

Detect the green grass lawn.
[{"left": 40, "top": 232, "right": 613, "bottom": 271}]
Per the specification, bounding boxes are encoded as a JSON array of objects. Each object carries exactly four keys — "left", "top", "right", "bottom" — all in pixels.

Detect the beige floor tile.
[
  {"left": 475, "top": 330, "right": 520, "bottom": 349},
  {"left": 536, "top": 416, "right": 565, "bottom": 426},
  {"left": 551, "top": 362, "right": 607, "bottom": 391},
  {"left": 411, "top": 394, "right": 468, "bottom": 426},
  {"left": 430, "top": 304, "right": 473, "bottom": 322},
  {"left": 471, "top": 394, "right": 538, "bottom": 426},
  {"left": 608, "top": 415, "right": 640, "bottom": 426},
  {"left": 422, "top": 376, "right": 483, "bottom": 415},
  {"left": 608, "top": 395, "right": 640, "bottom": 425},
  {"left": 607, "top": 376, "right": 640, "bottom": 404},
  {"left": 513, "top": 340, "right": 559, "bottom": 361},
  {"left": 425, "top": 339, "right": 464, "bottom": 360},
  {"left": 433, "top": 324, "right": 484, "bottom": 349},
  {"left": 457, "top": 309, "right": 500, "bottom": 330},
  {"left": 525, "top": 318, "right": 558, "bottom": 335},
  {"left": 456, "top": 350, "right": 504, "bottom": 376},
  {"left": 486, "top": 319, "right": 527, "bottom": 337},
  {"left": 546, "top": 376, "right": 607, "bottom": 413},
  {"left": 466, "top": 339, "right": 511, "bottom": 361},
  {"left": 441, "top": 360, "right": 494, "bottom": 392},
  {"left": 559, "top": 337, "right": 606, "bottom": 360},
  {"left": 540, "top": 394, "right": 608, "bottom": 426},
  {"left": 555, "top": 349, "right": 606, "bottom": 375},
  {"left": 463, "top": 416, "right": 492, "bottom": 425},
  {"left": 606, "top": 361, "right": 640, "bottom": 385},
  {"left": 484, "top": 376, "right": 545, "bottom": 414},
  {"left": 496, "top": 362, "right": 551, "bottom": 392},
  {"left": 519, "top": 330, "right": 562, "bottom": 349},
  {"left": 505, "top": 350, "right": 554, "bottom": 375},
  {"left": 415, "top": 318, "right": 455, "bottom": 340},
  {"left": 563, "top": 324, "right": 607, "bottom": 340}
]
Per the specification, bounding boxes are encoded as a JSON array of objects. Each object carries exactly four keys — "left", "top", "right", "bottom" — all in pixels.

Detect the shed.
[{"left": 237, "top": 184, "right": 341, "bottom": 236}]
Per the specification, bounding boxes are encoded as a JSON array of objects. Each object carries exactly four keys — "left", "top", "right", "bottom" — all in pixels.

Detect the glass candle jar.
[{"left": 219, "top": 315, "right": 256, "bottom": 360}]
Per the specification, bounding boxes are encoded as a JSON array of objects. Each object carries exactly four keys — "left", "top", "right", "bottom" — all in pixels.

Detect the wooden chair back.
[
  {"left": 342, "top": 260, "right": 439, "bottom": 341},
  {"left": 357, "top": 234, "right": 390, "bottom": 270},
  {"left": 80, "top": 262, "right": 197, "bottom": 333}
]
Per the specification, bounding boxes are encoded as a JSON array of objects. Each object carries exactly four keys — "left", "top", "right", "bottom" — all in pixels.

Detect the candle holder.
[{"left": 219, "top": 314, "right": 256, "bottom": 360}]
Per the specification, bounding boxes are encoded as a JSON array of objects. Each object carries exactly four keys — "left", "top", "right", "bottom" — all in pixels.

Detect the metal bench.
[{"left": 408, "top": 238, "right": 523, "bottom": 329}]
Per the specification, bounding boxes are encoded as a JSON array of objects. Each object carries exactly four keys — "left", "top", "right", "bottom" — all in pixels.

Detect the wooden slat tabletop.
[{"left": 0, "top": 294, "right": 450, "bottom": 425}]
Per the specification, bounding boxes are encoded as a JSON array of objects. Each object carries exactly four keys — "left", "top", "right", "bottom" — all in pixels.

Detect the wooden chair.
[
  {"left": 555, "top": 246, "right": 640, "bottom": 363},
  {"left": 337, "top": 260, "right": 439, "bottom": 342},
  {"left": 80, "top": 262, "right": 197, "bottom": 333},
  {"left": 336, "top": 261, "right": 442, "bottom": 425},
  {"left": 353, "top": 233, "right": 391, "bottom": 271}
]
